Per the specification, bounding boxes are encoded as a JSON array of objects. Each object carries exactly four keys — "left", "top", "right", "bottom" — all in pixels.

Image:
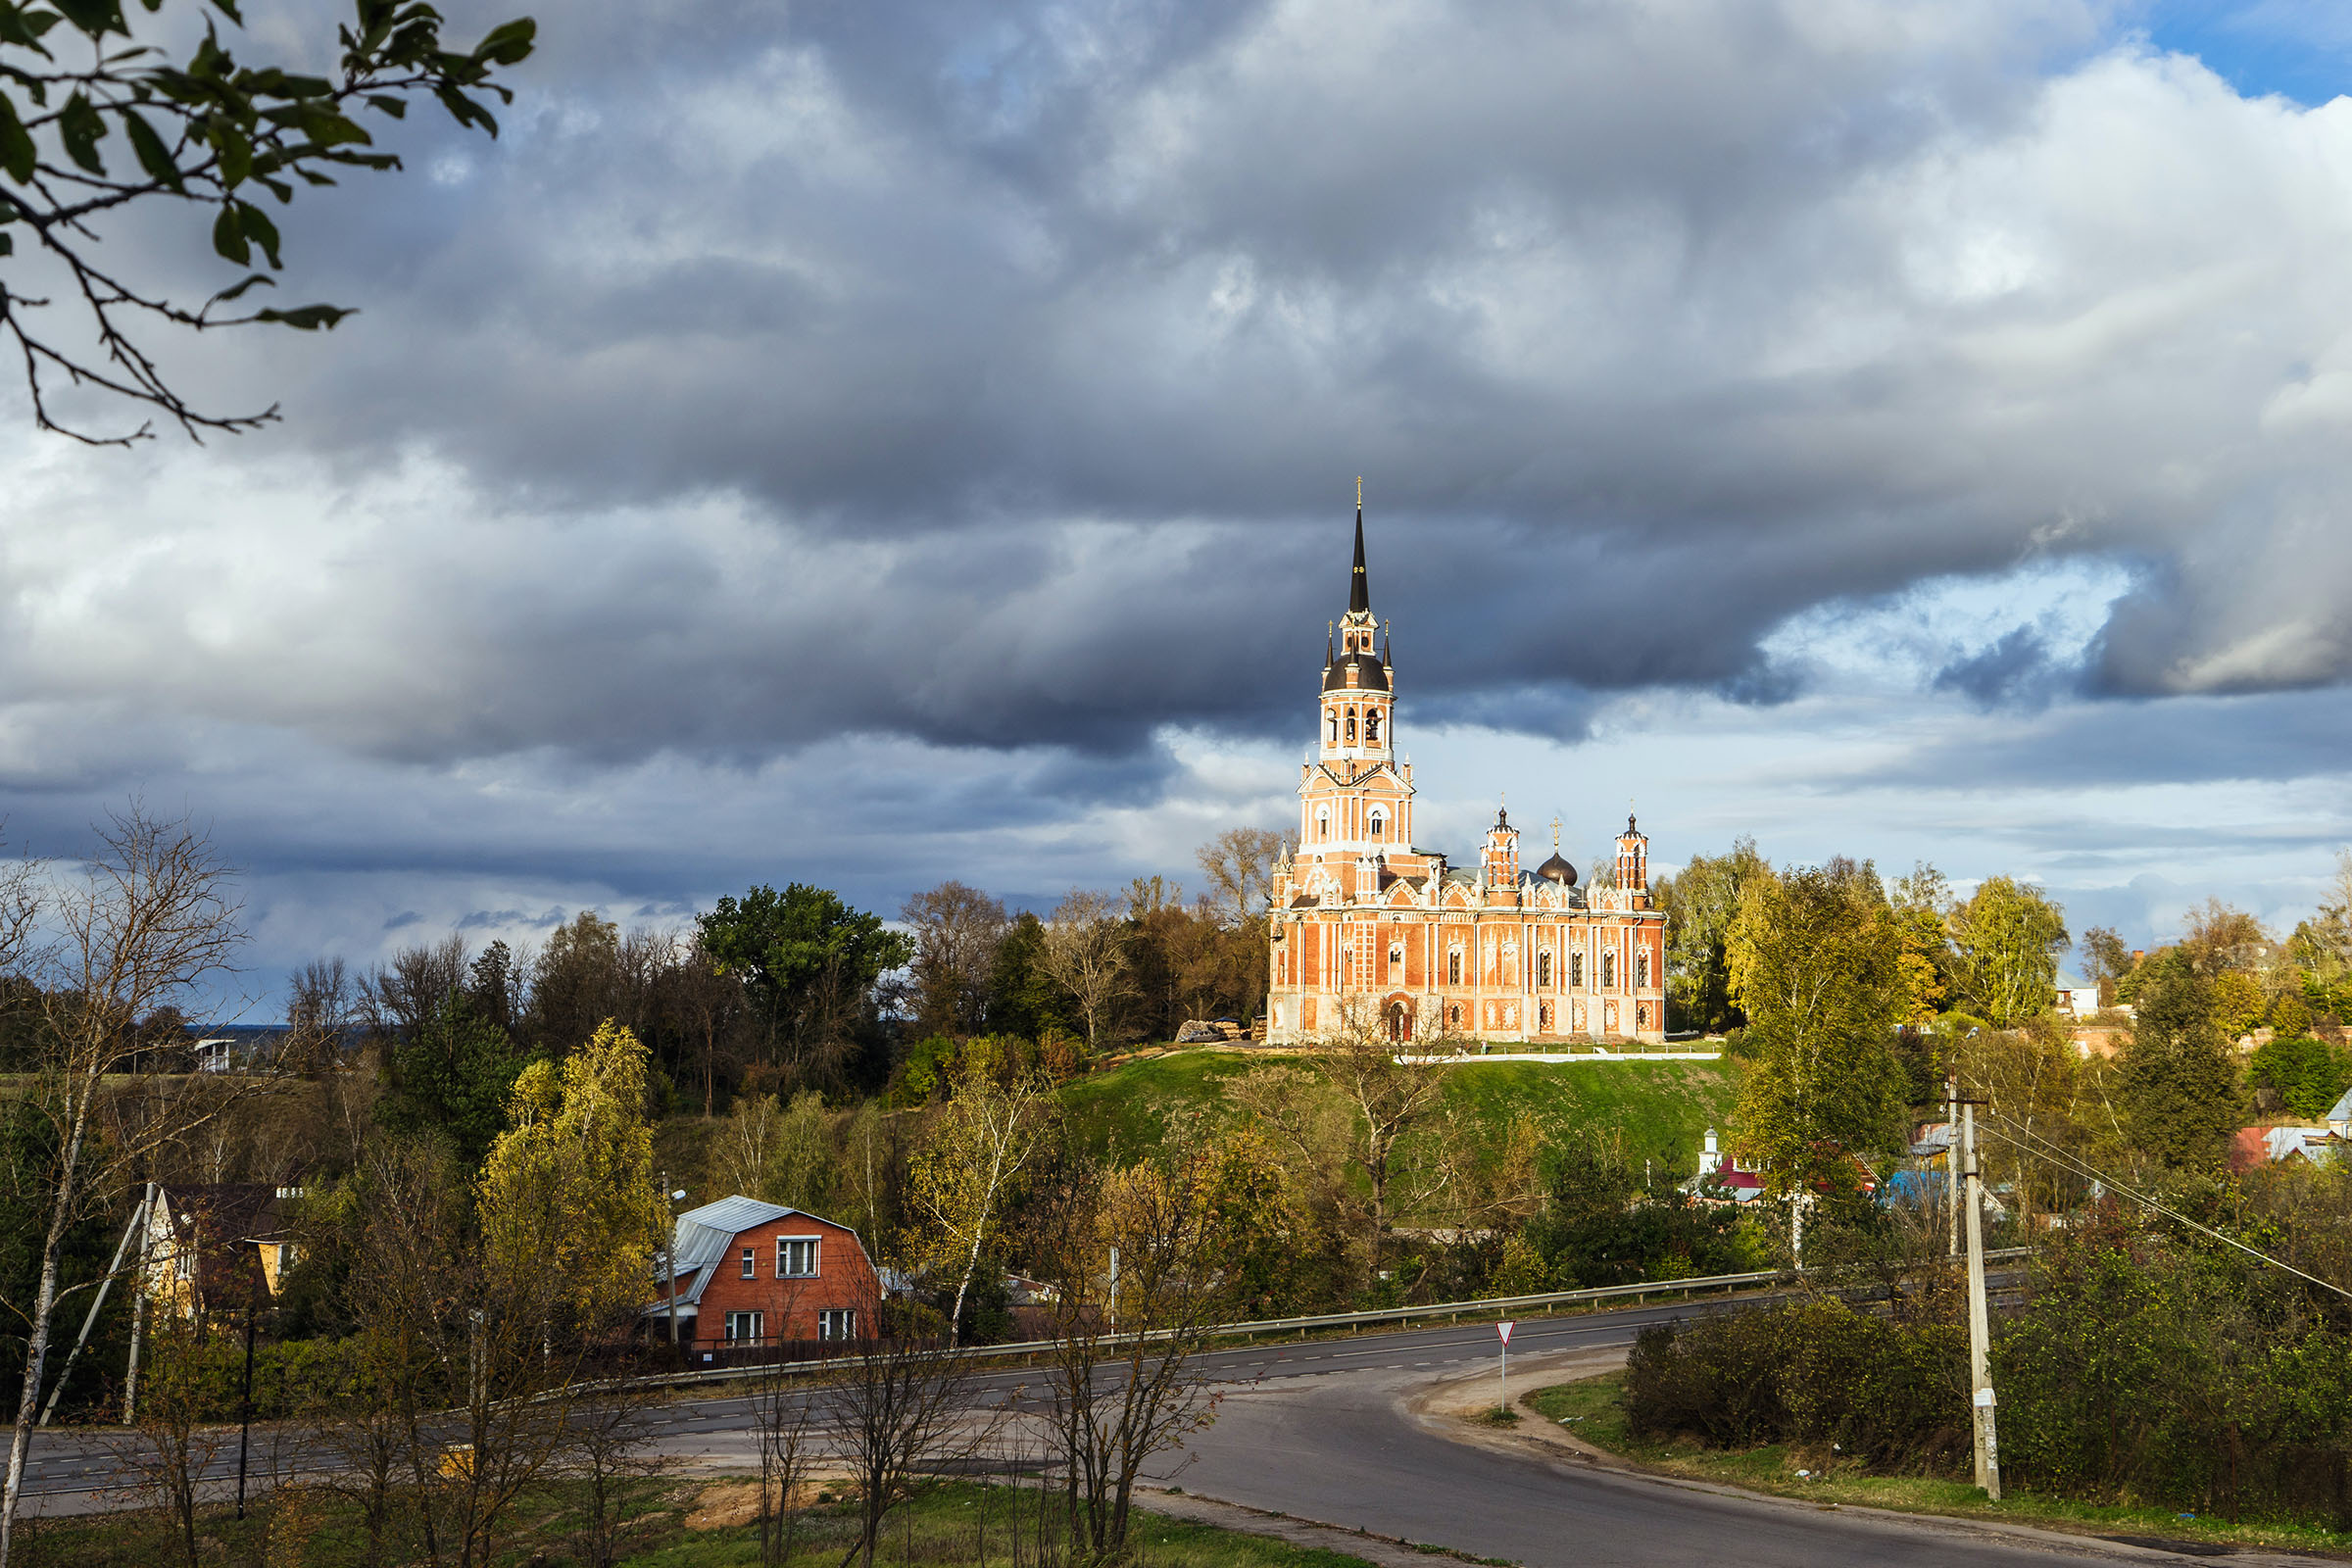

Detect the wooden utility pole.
[
  {"left": 1945, "top": 1077, "right": 1960, "bottom": 1258},
  {"left": 1961, "top": 1099, "right": 2000, "bottom": 1499}
]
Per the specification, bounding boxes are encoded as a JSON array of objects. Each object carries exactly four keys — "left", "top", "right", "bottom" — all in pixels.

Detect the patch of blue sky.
[
  {"left": 1755, "top": 556, "right": 2136, "bottom": 698},
  {"left": 2133, "top": 0, "right": 2352, "bottom": 106}
]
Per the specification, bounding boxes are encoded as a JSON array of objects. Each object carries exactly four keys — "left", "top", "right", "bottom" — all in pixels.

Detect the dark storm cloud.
[
  {"left": 81, "top": 0, "right": 2305, "bottom": 771},
  {"left": 16, "top": 0, "right": 2352, "bottom": 996}
]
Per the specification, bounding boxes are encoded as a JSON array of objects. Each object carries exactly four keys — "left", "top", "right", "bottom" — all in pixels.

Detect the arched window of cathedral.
[
  {"left": 1637, "top": 1003, "right": 1651, "bottom": 1031},
  {"left": 1327, "top": 710, "right": 1338, "bottom": 746},
  {"left": 1540, "top": 1003, "right": 1551, "bottom": 1032},
  {"left": 1316, "top": 808, "right": 1330, "bottom": 841},
  {"left": 1601, "top": 950, "right": 1616, "bottom": 988},
  {"left": 1637, "top": 950, "right": 1650, "bottom": 988},
  {"left": 1345, "top": 710, "right": 1357, "bottom": 744},
  {"left": 1388, "top": 942, "right": 1404, "bottom": 972},
  {"left": 1448, "top": 1004, "right": 1461, "bottom": 1028},
  {"left": 1369, "top": 809, "right": 1386, "bottom": 841},
  {"left": 1571, "top": 951, "right": 1584, "bottom": 987},
  {"left": 1446, "top": 948, "right": 1462, "bottom": 985},
  {"left": 1365, "top": 709, "right": 1381, "bottom": 744},
  {"left": 1538, "top": 951, "right": 1551, "bottom": 987}
]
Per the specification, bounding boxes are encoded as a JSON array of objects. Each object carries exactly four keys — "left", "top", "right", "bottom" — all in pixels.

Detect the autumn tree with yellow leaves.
[{"left": 478, "top": 1019, "right": 663, "bottom": 1331}]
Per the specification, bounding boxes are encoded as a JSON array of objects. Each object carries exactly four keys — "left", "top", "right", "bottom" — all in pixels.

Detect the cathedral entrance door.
[{"left": 1385, "top": 999, "right": 1413, "bottom": 1044}]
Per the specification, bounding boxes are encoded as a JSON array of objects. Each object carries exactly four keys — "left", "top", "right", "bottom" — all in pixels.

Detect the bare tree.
[
  {"left": 361, "top": 933, "right": 468, "bottom": 1043},
  {"left": 284, "top": 956, "right": 358, "bottom": 1076},
  {"left": 1036, "top": 890, "right": 1133, "bottom": 1053},
  {"left": 817, "top": 1276, "right": 994, "bottom": 1568},
  {"left": 1195, "top": 828, "right": 1283, "bottom": 928},
  {"left": 903, "top": 882, "right": 1008, "bottom": 1036},
  {"left": 1, "top": 804, "right": 244, "bottom": 1568},
  {"left": 745, "top": 1278, "right": 822, "bottom": 1567},
  {"left": 1035, "top": 1150, "right": 1229, "bottom": 1560}
]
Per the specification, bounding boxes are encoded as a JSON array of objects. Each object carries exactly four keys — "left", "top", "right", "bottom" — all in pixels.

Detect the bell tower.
[
  {"left": 1297, "top": 488, "right": 1415, "bottom": 869},
  {"left": 1615, "top": 812, "right": 1649, "bottom": 907},
  {"left": 1318, "top": 486, "right": 1393, "bottom": 770}
]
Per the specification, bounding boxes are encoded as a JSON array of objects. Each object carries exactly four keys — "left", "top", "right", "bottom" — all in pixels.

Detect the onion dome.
[
  {"left": 1323, "top": 650, "right": 1391, "bottom": 692},
  {"left": 1538, "top": 852, "right": 1578, "bottom": 886}
]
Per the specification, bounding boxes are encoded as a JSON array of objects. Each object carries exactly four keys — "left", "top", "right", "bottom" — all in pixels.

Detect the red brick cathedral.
[{"left": 1266, "top": 505, "right": 1668, "bottom": 1047}]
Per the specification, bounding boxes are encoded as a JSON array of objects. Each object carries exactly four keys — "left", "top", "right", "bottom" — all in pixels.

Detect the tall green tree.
[
  {"left": 697, "top": 884, "right": 911, "bottom": 1085},
  {"left": 1727, "top": 864, "right": 1908, "bottom": 1194},
  {"left": 1653, "top": 837, "right": 1768, "bottom": 1034},
  {"left": 377, "top": 992, "right": 526, "bottom": 1169},
  {"left": 1948, "top": 876, "right": 2070, "bottom": 1029},
  {"left": 2118, "top": 949, "right": 2244, "bottom": 1172}
]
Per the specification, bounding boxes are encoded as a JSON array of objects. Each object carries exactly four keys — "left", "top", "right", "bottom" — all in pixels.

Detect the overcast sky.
[{"left": 6, "top": 0, "right": 2352, "bottom": 1010}]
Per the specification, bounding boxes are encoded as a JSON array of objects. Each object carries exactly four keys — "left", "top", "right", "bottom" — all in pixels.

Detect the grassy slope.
[
  {"left": 1527, "top": 1374, "right": 2352, "bottom": 1558},
  {"left": 1059, "top": 1051, "right": 1742, "bottom": 1172}
]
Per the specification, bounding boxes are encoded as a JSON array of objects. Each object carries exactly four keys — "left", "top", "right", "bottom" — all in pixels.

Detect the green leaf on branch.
[
  {"left": 254, "top": 303, "right": 352, "bottom": 330},
  {"left": 121, "top": 107, "right": 184, "bottom": 191},
  {"left": 210, "top": 199, "right": 248, "bottom": 264},
  {"left": 58, "top": 91, "right": 108, "bottom": 173},
  {"left": 433, "top": 82, "right": 496, "bottom": 136},
  {"left": 472, "top": 17, "right": 534, "bottom": 66},
  {"left": 0, "top": 93, "right": 34, "bottom": 183},
  {"left": 0, "top": 4, "right": 61, "bottom": 49},
  {"left": 210, "top": 118, "right": 250, "bottom": 186},
  {"left": 46, "top": 0, "right": 122, "bottom": 38},
  {"left": 363, "top": 94, "right": 407, "bottom": 119},
  {"left": 207, "top": 271, "right": 272, "bottom": 304},
  {"left": 235, "top": 198, "right": 280, "bottom": 267}
]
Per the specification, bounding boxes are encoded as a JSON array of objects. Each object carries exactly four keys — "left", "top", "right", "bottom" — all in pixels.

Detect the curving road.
[{"left": 14, "top": 1298, "right": 2334, "bottom": 1565}]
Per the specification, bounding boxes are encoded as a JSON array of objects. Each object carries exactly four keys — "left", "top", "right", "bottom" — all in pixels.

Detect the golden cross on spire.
[{"left": 1356, "top": 475, "right": 1362, "bottom": 509}]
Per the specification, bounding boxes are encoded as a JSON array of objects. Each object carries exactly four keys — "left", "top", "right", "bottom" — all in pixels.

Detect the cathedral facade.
[{"left": 1265, "top": 508, "right": 1668, "bottom": 1047}]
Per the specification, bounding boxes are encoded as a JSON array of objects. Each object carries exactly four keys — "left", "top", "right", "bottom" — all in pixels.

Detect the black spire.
[{"left": 1348, "top": 503, "right": 1369, "bottom": 614}]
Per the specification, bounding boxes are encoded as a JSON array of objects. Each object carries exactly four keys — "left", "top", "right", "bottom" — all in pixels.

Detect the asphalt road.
[{"left": 16, "top": 1294, "right": 2332, "bottom": 1566}]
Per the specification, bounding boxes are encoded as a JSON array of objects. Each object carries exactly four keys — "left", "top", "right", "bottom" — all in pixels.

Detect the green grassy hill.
[{"left": 1058, "top": 1049, "right": 1742, "bottom": 1177}]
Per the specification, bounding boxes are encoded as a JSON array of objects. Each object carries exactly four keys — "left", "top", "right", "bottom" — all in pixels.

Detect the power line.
[{"left": 1972, "top": 1110, "right": 2352, "bottom": 1301}]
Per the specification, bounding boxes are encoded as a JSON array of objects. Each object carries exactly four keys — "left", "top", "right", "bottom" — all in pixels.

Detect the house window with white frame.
[
  {"left": 777, "top": 1237, "right": 819, "bottom": 1278},
  {"left": 818, "top": 1307, "right": 858, "bottom": 1341},
  {"left": 740, "top": 1247, "right": 756, "bottom": 1279},
  {"left": 723, "top": 1309, "right": 762, "bottom": 1344}
]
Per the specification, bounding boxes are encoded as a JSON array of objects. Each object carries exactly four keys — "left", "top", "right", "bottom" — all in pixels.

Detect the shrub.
[{"left": 1625, "top": 1298, "right": 1966, "bottom": 1469}]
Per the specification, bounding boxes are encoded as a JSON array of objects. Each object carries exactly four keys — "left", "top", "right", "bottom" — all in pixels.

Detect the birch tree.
[
  {"left": 2, "top": 806, "right": 243, "bottom": 1568},
  {"left": 906, "top": 1056, "right": 1051, "bottom": 1345},
  {"left": 1726, "top": 863, "right": 1907, "bottom": 1198},
  {"left": 476, "top": 1018, "right": 662, "bottom": 1332}
]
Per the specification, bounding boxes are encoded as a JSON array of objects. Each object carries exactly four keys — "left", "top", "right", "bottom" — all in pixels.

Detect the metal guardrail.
[{"left": 629, "top": 1248, "right": 2037, "bottom": 1395}]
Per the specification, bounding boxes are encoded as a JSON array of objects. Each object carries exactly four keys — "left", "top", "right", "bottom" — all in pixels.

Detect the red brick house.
[{"left": 648, "top": 1196, "right": 883, "bottom": 1355}]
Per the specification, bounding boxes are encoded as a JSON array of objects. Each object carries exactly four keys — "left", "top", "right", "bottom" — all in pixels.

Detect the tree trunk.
[{"left": 0, "top": 1097, "right": 92, "bottom": 1568}]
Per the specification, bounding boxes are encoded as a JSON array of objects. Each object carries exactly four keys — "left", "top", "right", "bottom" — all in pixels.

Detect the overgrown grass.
[
  {"left": 1527, "top": 1373, "right": 2352, "bottom": 1558},
  {"left": 14, "top": 1476, "right": 1391, "bottom": 1568},
  {"left": 1057, "top": 1052, "right": 1741, "bottom": 1172}
]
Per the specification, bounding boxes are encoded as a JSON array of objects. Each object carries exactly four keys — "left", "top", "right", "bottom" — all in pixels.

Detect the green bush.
[
  {"left": 1625, "top": 1298, "right": 1966, "bottom": 1469},
  {"left": 2247, "top": 1034, "right": 2352, "bottom": 1120}
]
